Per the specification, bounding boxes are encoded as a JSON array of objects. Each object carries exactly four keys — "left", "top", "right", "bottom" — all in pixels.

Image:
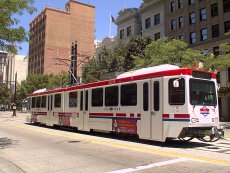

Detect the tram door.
[
  {"left": 47, "top": 95, "right": 53, "bottom": 126},
  {"left": 140, "top": 78, "right": 163, "bottom": 140},
  {"left": 150, "top": 78, "right": 163, "bottom": 141},
  {"left": 77, "top": 89, "right": 90, "bottom": 131}
]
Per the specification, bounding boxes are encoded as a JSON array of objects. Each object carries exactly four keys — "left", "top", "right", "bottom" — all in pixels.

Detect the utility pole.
[
  {"left": 12, "top": 72, "right": 17, "bottom": 116},
  {"left": 70, "top": 41, "right": 78, "bottom": 85}
]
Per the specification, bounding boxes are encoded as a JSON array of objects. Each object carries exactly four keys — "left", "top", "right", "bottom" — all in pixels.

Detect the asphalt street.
[{"left": 0, "top": 111, "right": 229, "bottom": 173}]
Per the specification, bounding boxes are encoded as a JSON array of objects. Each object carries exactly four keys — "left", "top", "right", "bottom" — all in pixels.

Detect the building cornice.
[
  {"left": 139, "top": 0, "right": 163, "bottom": 12},
  {"left": 116, "top": 8, "right": 140, "bottom": 24}
]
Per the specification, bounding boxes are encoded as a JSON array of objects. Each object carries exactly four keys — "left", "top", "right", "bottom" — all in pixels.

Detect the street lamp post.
[{"left": 12, "top": 72, "right": 17, "bottom": 116}]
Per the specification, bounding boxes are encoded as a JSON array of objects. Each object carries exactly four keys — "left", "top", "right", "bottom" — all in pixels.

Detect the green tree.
[
  {"left": 82, "top": 35, "right": 152, "bottom": 83},
  {"left": 133, "top": 37, "right": 208, "bottom": 69},
  {"left": 82, "top": 58, "right": 106, "bottom": 84},
  {"left": 0, "top": 83, "right": 10, "bottom": 105},
  {"left": 205, "top": 43, "right": 230, "bottom": 70},
  {"left": 0, "top": 0, "right": 36, "bottom": 53},
  {"left": 16, "top": 72, "right": 69, "bottom": 103},
  {"left": 123, "top": 35, "right": 152, "bottom": 70}
]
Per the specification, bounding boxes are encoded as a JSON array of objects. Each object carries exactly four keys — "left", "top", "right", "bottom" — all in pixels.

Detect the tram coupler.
[{"left": 216, "top": 126, "right": 224, "bottom": 138}]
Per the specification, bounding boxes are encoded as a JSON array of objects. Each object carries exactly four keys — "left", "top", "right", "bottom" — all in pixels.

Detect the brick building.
[{"left": 28, "top": 0, "right": 95, "bottom": 78}]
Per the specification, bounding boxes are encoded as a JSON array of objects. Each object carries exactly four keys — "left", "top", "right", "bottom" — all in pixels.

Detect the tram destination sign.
[{"left": 192, "top": 71, "right": 211, "bottom": 79}]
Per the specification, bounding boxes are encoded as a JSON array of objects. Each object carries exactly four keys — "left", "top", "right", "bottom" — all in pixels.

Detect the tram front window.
[{"left": 190, "top": 79, "right": 217, "bottom": 106}]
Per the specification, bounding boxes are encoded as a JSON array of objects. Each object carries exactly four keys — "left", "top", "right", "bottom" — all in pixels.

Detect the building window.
[
  {"left": 179, "top": 35, "right": 184, "bottom": 40},
  {"left": 171, "top": 19, "right": 176, "bottom": 30},
  {"left": 120, "top": 29, "right": 124, "bottom": 39},
  {"left": 154, "top": 13, "right": 160, "bottom": 25},
  {"left": 211, "top": 3, "right": 218, "bottom": 17},
  {"left": 178, "top": 0, "right": 183, "bottom": 8},
  {"left": 200, "top": 28, "right": 208, "bottom": 41},
  {"left": 127, "top": 26, "right": 131, "bottom": 37},
  {"left": 189, "top": 0, "right": 195, "bottom": 5},
  {"left": 200, "top": 8, "right": 207, "bottom": 21},
  {"left": 178, "top": 16, "right": 184, "bottom": 27},
  {"left": 190, "top": 32, "right": 196, "bottom": 44},
  {"left": 189, "top": 12, "right": 195, "bottom": 24},
  {"left": 223, "top": 0, "right": 230, "bottom": 13},
  {"left": 145, "top": 17, "right": 151, "bottom": 29},
  {"left": 170, "top": 1, "right": 176, "bottom": 12},
  {"left": 213, "top": 46, "right": 219, "bottom": 56},
  {"left": 224, "top": 21, "right": 230, "bottom": 33},
  {"left": 155, "top": 32, "right": 160, "bottom": 41},
  {"left": 212, "top": 24, "right": 219, "bottom": 38},
  {"left": 203, "top": 49, "right": 209, "bottom": 55}
]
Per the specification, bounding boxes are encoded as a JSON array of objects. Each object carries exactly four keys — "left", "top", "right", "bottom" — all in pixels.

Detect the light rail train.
[{"left": 27, "top": 64, "right": 224, "bottom": 142}]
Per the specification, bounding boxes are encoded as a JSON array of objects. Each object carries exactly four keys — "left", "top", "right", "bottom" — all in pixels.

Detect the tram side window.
[
  {"left": 69, "top": 92, "right": 78, "bottom": 107},
  {"left": 105, "top": 86, "right": 118, "bottom": 106},
  {"left": 54, "top": 94, "right": 61, "bottom": 108},
  {"left": 41, "top": 96, "right": 46, "bottom": 108},
  {"left": 121, "top": 83, "right": 137, "bottom": 106},
  {"left": 80, "top": 91, "right": 83, "bottom": 111},
  {"left": 85, "top": 91, "right": 88, "bottom": 111},
  {"left": 154, "top": 81, "right": 160, "bottom": 111},
  {"left": 143, "top": 83, "right": 149, "bottom": 111},
  {"left": 36, "top": 97, "right": 41, "bottom": 108},
  {"left": 169, "top": 78, "right": 185, "bottom": 105},
  {"left": 32, "top": 97, "right": 36, "bottom": 108},
  {"left": 92, "top": 88, "right": 103, "bottom": 107}
]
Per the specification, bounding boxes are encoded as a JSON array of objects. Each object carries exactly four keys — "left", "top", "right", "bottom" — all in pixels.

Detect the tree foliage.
[
  {"left": 82, "top": 35, "right": 152, "bottom": 83},
  {"left": 0, "top": 0, "right": 36, "bottom": 53},
  {"left": 16, "top": 72, "right": 69, "bottom": 103},
  {"left": 133, "top": 37, "right": 208, "bottom": 69},
  {"left": 0, "top": 83, "right": 10, "bottom": 104},
  {"left": 204, "top": 43, "right": 230, "bottom": 70}
]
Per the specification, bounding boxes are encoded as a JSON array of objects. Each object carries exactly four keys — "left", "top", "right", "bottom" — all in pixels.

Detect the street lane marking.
[
  {"left": 1, "top": 120, "right": 230, "bottom": 165},
  {"left": 107, "top": 158, "right": 189, "bottom": 173}
]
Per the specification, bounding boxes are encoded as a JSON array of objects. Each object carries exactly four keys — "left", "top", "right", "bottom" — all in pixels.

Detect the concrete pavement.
[{"left": 1, "top": 111, "right": 230, "bottom": 140}]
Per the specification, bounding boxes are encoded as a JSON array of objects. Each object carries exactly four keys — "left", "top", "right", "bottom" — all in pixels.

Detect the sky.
[{"left": 18, "top": 0, "right": 143, "bottom": 55}]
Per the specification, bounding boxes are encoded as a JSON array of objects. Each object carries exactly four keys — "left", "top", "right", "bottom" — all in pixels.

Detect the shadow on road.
[
  {"left": 26, "top": 123, "right": 216, "bottom": 149},
  {"left": 0, "top": 137, "right": 18, "bottom": 149}
]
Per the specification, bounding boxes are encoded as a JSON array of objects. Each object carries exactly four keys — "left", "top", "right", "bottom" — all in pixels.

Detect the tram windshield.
[{"left": 189, "top": 79, "right": 217, "bottom": 106}]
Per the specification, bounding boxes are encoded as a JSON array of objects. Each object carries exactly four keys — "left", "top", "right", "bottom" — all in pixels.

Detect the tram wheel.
[
  {"left": 179, "top": 137, "right": 194, "bottom": 142},
  {"left": 197, "top": 134, "right": 220, "bottom": 142}
]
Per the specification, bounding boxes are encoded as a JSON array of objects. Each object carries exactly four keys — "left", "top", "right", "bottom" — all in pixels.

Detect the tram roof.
[{"left": 28, "top": 67, "right": 216, "bottom": 97}]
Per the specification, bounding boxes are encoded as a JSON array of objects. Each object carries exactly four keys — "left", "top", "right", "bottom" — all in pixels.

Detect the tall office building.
[
  {"left": 28, "top": 0, "right": 95, "bottom": 78},
  {"left": 165, "top": 0, "right": 230, "bottom": 121}
]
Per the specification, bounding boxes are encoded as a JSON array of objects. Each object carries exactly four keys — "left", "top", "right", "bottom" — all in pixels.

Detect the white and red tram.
[{"left": 27, "top": 65, "right": 223, "bottom": 142}]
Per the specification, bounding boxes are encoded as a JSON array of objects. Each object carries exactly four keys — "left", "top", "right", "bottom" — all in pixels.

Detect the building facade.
[
  {"left": 0, "top": 52, "right": 7, "bottom": 84},
  {"left": 140, "top": 0, "right": 165, "bottom": 40},
  {"left": 116, "top": 8, "right": 142, "bottom": 43},
  {"left": 28, "top": 0, "right": 95, "bottom": 78},
  {"left": 111, "top": 0, "right": 230, "bottom": 121},
  {"left": 165, "top": 0, "right": 230, "bottom": 121}
]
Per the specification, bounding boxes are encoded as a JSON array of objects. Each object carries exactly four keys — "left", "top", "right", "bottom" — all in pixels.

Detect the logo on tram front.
[{"left": 200, "top": 107, "right": 210, "bottom": 117}]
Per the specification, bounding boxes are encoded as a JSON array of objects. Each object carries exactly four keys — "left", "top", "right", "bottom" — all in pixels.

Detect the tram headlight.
[
  {"left": 191, "top": 118, "right": 196, "bottom": 123},
  {"left": 215, "top": 117, "right": 219, "bottom": 123}
]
